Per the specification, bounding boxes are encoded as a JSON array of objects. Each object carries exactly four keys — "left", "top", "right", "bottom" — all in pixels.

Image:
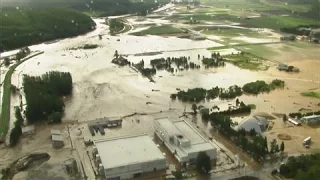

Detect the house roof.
[{"left": 235, "top": 116, "right": 268, "bottom": 134}]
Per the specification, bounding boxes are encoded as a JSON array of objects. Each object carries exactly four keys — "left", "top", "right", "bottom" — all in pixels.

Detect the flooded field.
[{"left": 1, "top": 4, "right": 320, "bottom": 179}]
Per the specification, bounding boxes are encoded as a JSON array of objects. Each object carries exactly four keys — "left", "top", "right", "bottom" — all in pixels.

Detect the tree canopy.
[
  {"left": 196, "top": 151, "right": 212, "bottom": 174},
  {"left": 23, "top": 71, "right": 72, "bottom": 123}
]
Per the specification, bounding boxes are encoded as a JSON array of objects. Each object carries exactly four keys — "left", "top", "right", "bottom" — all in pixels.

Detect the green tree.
[
  {"left": 283, "top": 114, "right": 287, "bottom": 123},
  {"left": 114, "top": 50, "right": 119, "bottom": 59},
  {"left": 196, "top": 151, "right": 211, "bottom": 174},
  {"left": 280, "top": 141, "right": 285, "bottom": 152},
  {"left": 4, "top": 57, "right": 10, "bottom": 67},
  {"left": 49, "top": 112, "right": 62, "bottom": 123},
  {"left": 172, "top": 170, "right": 183, "bottom": 179},
  {"left": 192, "top": 103, "right": 197, "bottom": 114},
  {"left": 270, "top": 139, "right": 279, "bottom": 154}
]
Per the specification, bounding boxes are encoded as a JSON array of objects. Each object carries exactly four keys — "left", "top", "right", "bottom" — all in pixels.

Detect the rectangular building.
[
  {"left": 301, "top": 115, "right": 320, "bottom": 125},
  {"left": 93, "top": 134, "right": 166, "bottom": 180},
  {"left": 154, "top": 118, "right": 217, "bottom": 166}
]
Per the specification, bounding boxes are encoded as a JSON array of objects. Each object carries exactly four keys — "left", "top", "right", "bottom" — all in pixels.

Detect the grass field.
[
  {"left": 301, "top": 91, "right": 320, "bottom": 99},
  {"left": 0, "top": 52, "right": 44, "bottom": 137},
  {"left": 201, "top": 27, "right": 270, "bottom": 38},
  {"left": 223, "top": 52, "right": 268, "bottom": 70},
  {"left": 237, "top": 44, "right": 279, "bottom": 59},
  {"left": 131, "top": 25, "right": 184, "bottom": 36}
]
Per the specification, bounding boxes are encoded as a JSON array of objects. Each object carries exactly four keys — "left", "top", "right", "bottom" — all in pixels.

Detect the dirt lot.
[{"left": 265, "top": 119, "right": 320, "bottom": 155}]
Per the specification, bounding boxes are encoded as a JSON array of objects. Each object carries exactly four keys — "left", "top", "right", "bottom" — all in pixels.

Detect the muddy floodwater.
[{"left": 8, "top": 18, "right": 320, "bottom": 125}]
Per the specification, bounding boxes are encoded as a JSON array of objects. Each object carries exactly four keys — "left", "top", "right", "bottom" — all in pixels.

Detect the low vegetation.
[
  {"left": 109, "top": 19, "right": 125, "bottom": 35},
  {"left": 0, "top": 8, "right": 96, "bottom": 50},
  {"left": 131, "top": 25, "right": 184, "bottom": 36},
  {"left": 300, "top": 91, "right": 320, "bottom": 99},
  {"left": 280, "top": 153, "right": 320, "bottom": 180},
  {"left": 23, "top": 71, "right": 73, "bottom": 124},
  {"left": 224, "top": 52, "right": 267, "bottom": 70}
]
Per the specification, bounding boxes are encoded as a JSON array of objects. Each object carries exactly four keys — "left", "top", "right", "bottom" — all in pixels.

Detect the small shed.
[
  {"left": 22, "top": 125, "right": 35, "bottom": 136},
  {"left": 51, "top": 129, "right": 62, "bottom": 136},
  {"left": 52, "top": 134, "right": 64, "bottom": 149}
]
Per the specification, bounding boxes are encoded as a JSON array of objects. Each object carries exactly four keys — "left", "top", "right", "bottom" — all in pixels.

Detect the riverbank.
[{"left": 0, "top": 51, "right": 44, "bottom": 141}]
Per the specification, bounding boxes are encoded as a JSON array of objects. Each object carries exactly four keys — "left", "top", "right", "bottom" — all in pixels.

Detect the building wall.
[{"left": 104, "top": 159, "right": 166, "bottom": 180}]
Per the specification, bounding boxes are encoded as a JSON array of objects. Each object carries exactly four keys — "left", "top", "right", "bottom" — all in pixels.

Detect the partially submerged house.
[
  {"left": 280, "top": 35, "right": 296, "bottom": 41},
  {"left": 301, "top": 115, "right": 320, "bottom": 125},
  {"left": 277, "top": 63, "right": 299, "bottom": 72}
]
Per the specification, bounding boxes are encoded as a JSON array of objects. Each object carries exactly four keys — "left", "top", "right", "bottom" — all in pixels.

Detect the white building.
[
  {"left": 235, "top": 116, "right": 269, "bottom": 134},
  {"left": 301, "top": 115, "right": 320, "bottom": 125},
  {"left": 93, "top": 134, "right": 167, "bottom": 180},
  {"left": 154, "top": 118, "right": 217, "bottom": 166},
  {"left": 22, "top": 125, "right": 35, "bottom": 136}
]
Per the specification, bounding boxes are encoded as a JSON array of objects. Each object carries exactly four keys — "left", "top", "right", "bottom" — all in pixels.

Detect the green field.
[
  {"left": 237, "top": 44, "right": 279, "bottom": 59},
  {"left": 223, "top": 52, "right": 268, "bottom": 70},
  {"left": 301, "top": 91, "right": 320, "bottom": 99},
  {"left": 131, "top": 25, "right": 184, "bottom": 36},
  {"left": 201, "top": 27, "right": 270, "bottom": 38}
]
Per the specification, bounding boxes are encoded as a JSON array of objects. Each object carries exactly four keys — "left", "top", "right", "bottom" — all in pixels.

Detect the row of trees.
[
  {"left": 150, "top": 56, "right": 201, "bottom": 72},
  {"left": 242, "top": 80, "right": 285, "bottom": 95},
  {"left": 9, "top": 107, "right": 24, "bottom": 146},
  {"left": 280, "top": 153, "right": 320, "bottom": 180},
  {"left": 280, "top": 25, "right": 320, "bottom": 36},
  {"left": 171, "top": 80, "right": 284, "bottom": 102},
  {"left": 202, "top": 52, "right": 225, "bottom": 68},
  {"left": 171, "top": 85, "right": 244, "bottom": 102},
  {"left": 23, "top": 71, "right": 72, "bottom": 123}
]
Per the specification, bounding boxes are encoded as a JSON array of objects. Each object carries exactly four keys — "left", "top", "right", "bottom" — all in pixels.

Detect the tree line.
[
  {"left": 202, "top": 52, "right": 226, "bottom": 68},
  {"left": 207, "top": 114, "right": 284, "bottom": 162},
  {"left": 242, "top": 80, "right": 285, "bottom": 95},
  {"left": 23, "top": 71, "right": 72, "bottom": 124},
  {"left": 170, "top": 79, "right": 284, "bottom": 102},
  {"left": 9, "top": 107, "right": 24, "bottom": 146},
  {"left": 150, "top": 56, "right": 201, "bottom": 73}
]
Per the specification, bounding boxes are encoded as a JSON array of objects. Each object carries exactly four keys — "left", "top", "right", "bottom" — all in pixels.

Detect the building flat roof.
[
  {"left": 51, "top": 130, "right": 61, "bottom": 135},
  {"left": 155, "top": 118, "right": 217, "bottom": 161},
  {"left": 52, "top": 134, "right": 64, "bottom": 141},
  {"left": 302, "top": 115, "right": 320, "bottom": 120},
  {"left": 94, "top": 134, "right": 165, "bottom": 169}
]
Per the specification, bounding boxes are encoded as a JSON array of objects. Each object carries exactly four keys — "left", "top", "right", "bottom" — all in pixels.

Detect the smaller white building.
[
  {"left": 22, "top": 125, "right": 35, "bottom": 136},
  {"left": 93, "top": 134, "right": 166, "bottom": 180},
  {"left": 301, "top": 115, "right": 320, "bottom": 125}
]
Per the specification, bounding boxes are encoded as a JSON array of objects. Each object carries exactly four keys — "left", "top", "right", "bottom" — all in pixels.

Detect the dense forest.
[
  {"left": 23, "top": 71, "right": 72, "bottom": 123},
  {"left": 280, "top": 153, "right": 320, "bottom": 180},
  {"left": 0, "top": 8, "right": 96, "bottom": 50},
  {"left": 2, "top": 0, "right": 170, "bottom": 16}
]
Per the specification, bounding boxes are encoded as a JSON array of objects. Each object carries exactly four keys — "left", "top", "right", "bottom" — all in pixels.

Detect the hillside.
[
  {"left": 0, "top": 8, "right": 96, "bottom": 50},
  {"left": 1, "top": 0, "right": 170, "bottom": 16}
]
